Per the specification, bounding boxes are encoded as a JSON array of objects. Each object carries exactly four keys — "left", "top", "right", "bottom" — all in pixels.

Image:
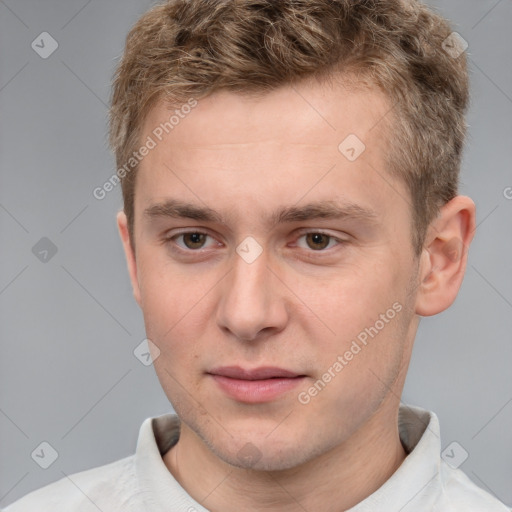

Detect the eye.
[
  {"left": 170, "top": 231, "right": 217, "bottom": 250},
  {"left": 296, "top": 232, "right": 343, "bottom": 251}
]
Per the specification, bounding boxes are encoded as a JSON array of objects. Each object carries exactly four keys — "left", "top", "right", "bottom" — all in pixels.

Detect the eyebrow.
[{"left": 143, "top": 199, "right": 379, "bottom": 226}]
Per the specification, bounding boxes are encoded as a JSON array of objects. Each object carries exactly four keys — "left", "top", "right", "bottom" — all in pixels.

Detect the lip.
[{"left": 207, "top": 366, "right": 306, "bottom": 403}]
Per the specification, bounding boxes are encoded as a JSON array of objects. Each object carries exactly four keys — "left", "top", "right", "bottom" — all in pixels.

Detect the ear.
[
  {"left": 415, "top": 196, "right": 476, "bottom": 316},
  {"left": 117, "top": 211, "right": 141, "bottom": 306}
]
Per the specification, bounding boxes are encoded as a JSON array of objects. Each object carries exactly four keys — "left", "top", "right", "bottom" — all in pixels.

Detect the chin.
[{"left": 201, "top": 429, "right": 324, "bottom": 472}]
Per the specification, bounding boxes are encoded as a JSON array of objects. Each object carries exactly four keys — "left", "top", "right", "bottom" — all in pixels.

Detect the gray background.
[{"left": 0, "top": 0, "right": 511, "bottom": 507}]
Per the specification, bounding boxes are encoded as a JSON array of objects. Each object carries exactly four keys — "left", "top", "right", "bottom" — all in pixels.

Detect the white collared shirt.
[{"left": 4, "top": 405, "right": 510, "bottom": 511}]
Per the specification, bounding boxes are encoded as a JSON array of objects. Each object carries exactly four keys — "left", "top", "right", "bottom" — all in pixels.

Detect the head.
[{"left": 111, "top": 0, "right": 475, "bottom": 471}]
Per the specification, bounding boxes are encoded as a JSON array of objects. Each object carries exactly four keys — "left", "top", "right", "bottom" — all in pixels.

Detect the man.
[{"left": 5, "top": 0, "right": 510, "bottom": 510}]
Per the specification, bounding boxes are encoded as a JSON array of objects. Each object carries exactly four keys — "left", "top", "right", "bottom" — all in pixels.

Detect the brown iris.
[
  {"left": 182, "top": 232, "right": 207, "bottom": 249},
  {"left": 306, "top": 233, "right": 330, "bottom": 250}
]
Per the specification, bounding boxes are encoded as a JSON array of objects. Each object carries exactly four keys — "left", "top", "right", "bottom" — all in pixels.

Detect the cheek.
[
  {"left": 136, "top": 260, "right": 206, "bottom": 365},
  {"left": 293, "top": 259, "right": 401, "bottom": 334},
  {"left": 296, "top": 297, "right": 411, "bottom": 429},
  {"left": 137, "top": 250, "right": 215, "bottom": 326},
  {"left": 140, "top": 268, "right": 207, "bottom": 406},
  {"left": 290, "top": 257, "right": 413, "bottom": 392}
]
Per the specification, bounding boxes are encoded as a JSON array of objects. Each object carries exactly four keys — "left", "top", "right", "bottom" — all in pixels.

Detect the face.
[{"left": 120, "top": 78, "right": 423, "bottom": 471}]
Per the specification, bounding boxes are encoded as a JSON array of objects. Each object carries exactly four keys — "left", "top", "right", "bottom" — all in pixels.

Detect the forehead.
[
  {"left": 142, "top": 78, "right": 391, "bottom": 150},
  {"left": 135, "top": 79, "right": 408, "bottom": 229}
]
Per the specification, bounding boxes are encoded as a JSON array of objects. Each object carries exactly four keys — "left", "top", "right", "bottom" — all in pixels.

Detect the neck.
[{"left": 164, "top": 404, "right": 407, "bottom": 512}]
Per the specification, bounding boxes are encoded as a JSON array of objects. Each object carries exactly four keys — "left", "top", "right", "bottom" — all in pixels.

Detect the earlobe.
[
  {"left": 415, "top": 196, "right": 476, "bottom": 317},
  {"left": 116, "top": 211, "right": 142, "bottom": 306}
]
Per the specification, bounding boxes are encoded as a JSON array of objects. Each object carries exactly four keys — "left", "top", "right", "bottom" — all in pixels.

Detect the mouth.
[{"left": 207, "top": 366, "right": 307, "bottom": 403}]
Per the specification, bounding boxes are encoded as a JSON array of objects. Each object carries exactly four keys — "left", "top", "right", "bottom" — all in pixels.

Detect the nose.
[{"left": 216, "top": 242, "right": 289, "bottom": 342}]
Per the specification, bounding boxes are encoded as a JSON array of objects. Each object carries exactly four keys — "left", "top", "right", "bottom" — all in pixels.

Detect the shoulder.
[
  {"left": 395, "top": 405, "right": 510, "bottom": 512},
  {"left": 3, "top": 455, "right": 139, "bottom": 512},
  {"left": 438, "top": 461, "right": 511, "bottom": 512}
]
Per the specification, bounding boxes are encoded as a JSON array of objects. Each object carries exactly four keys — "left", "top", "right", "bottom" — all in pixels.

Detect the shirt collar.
[
  {"left": 135, "top": 414, "right": 209, "bottom": 512},
  {"left": 135, "top": 404, "right": 442, "bottom": 512},
  {"left": 348, "top": 404, "right": 442, "bottom": 511}
]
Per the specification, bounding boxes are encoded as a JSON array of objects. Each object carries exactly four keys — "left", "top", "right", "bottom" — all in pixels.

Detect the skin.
[{"left": 117, "top": 77, "right": 476, "bottom": 512}]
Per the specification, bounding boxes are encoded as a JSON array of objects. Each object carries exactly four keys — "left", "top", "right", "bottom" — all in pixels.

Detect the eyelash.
[{"left": 163, "top": 230, "right": 347, "bottom": 255}]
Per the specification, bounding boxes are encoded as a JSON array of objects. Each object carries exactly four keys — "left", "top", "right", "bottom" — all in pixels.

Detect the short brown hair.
[{"left": 109, "top": 0, "right": 469, "bottom": 254}]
